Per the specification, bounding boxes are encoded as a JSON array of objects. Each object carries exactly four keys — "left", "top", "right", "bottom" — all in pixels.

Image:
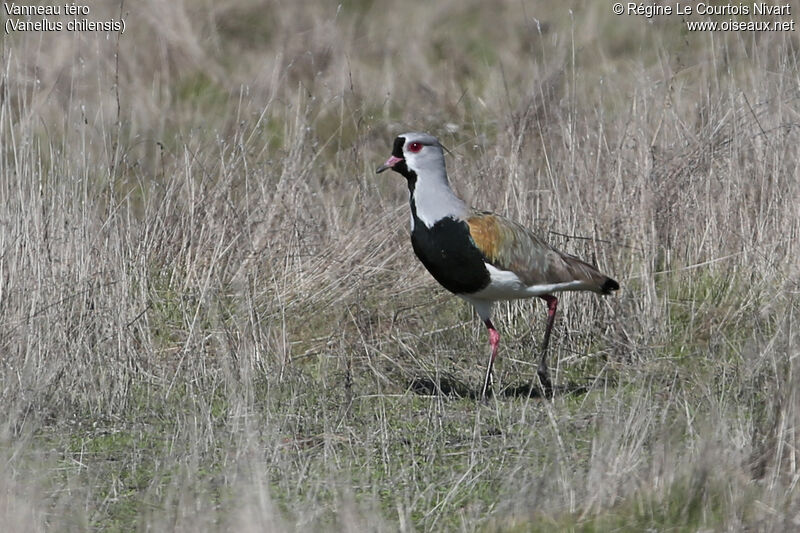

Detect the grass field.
[{"left": 1, "top": 0, "right": 798, "bottom": 530}]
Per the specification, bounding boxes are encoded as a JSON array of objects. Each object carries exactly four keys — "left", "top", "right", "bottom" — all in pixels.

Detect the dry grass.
[{"left": 1, "top": 0, "right": 799, "bottom": 530}]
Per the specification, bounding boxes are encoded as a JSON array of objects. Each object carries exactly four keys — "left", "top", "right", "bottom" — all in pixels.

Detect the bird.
[{"left": 376, "top": 132, "right": 619, "bottom": 400}]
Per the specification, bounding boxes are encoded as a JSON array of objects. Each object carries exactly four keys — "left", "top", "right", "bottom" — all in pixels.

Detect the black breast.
[{"left": 410, "top": 215, "right": 490, "bottom": 295}]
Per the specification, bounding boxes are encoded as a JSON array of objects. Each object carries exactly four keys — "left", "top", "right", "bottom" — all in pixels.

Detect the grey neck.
[{"left": 410, "top": 168, "right": 468, "bottom": 228}]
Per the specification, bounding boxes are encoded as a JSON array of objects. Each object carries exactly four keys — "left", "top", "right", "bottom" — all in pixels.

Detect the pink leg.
[
  {"left": 480, "top": 319, "right": 500, "bottom": 400},
  {"left": 537, "top": 295, "right": 558, "bottom": 398}
]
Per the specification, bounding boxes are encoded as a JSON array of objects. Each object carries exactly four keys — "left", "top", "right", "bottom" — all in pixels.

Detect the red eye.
[{"left": 408, "top": 142, "right": 423, "bottom": 153}]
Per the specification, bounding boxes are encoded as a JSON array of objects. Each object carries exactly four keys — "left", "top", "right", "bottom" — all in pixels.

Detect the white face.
[
  {"left": 392, "top": 132, "right": 467, "bottom": 227},
  {"left": 401, "top": 133, "right": 445, "bottom": 175}
]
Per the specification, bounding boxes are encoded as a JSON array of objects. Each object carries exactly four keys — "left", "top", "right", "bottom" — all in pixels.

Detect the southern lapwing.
[{"left": 376, "top": 132, "right": 619, "bottom": 400}]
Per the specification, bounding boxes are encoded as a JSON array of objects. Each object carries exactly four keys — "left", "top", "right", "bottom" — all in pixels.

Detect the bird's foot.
[
  {"left": 537, "top": 368, "right": 554, "bottom": 400},
  {"left": 479, "top": 382, "right": 493, "bottom": 403}
]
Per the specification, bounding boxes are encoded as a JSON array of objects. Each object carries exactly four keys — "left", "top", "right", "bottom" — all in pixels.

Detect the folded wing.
[{"left": 466, "top": 211, "right": 619, "bottom": 294}]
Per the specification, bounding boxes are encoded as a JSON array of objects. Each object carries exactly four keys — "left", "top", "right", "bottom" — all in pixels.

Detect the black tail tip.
[{"left": 602, "top": 278, "right": 620, "bottom": 294}]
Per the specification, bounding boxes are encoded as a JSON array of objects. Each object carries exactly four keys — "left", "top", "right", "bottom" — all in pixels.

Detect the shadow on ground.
[{"left": 408, "top": 376, "right": 593, "bottom": 400}]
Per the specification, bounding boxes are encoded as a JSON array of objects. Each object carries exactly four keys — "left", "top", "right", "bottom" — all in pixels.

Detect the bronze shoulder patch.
[{"left": 466, "top": 214, "right": 504, "bottom": 263}]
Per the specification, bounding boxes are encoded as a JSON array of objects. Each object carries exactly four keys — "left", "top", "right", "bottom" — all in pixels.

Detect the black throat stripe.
[
  {"left": 389, "top": 135, "right": 416, "bottom": 183},
  {"left": 391, "top": 136, "right": 405, "bottom": 158}
]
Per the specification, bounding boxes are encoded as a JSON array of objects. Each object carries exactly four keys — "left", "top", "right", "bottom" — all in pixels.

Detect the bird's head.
[{"left": 376, "top": 132, "right": 445, "bottom": 181}]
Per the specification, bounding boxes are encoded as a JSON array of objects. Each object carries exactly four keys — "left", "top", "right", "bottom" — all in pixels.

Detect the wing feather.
[{"left": 466, "top": 211, "right": 617, "bottom": 293}]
